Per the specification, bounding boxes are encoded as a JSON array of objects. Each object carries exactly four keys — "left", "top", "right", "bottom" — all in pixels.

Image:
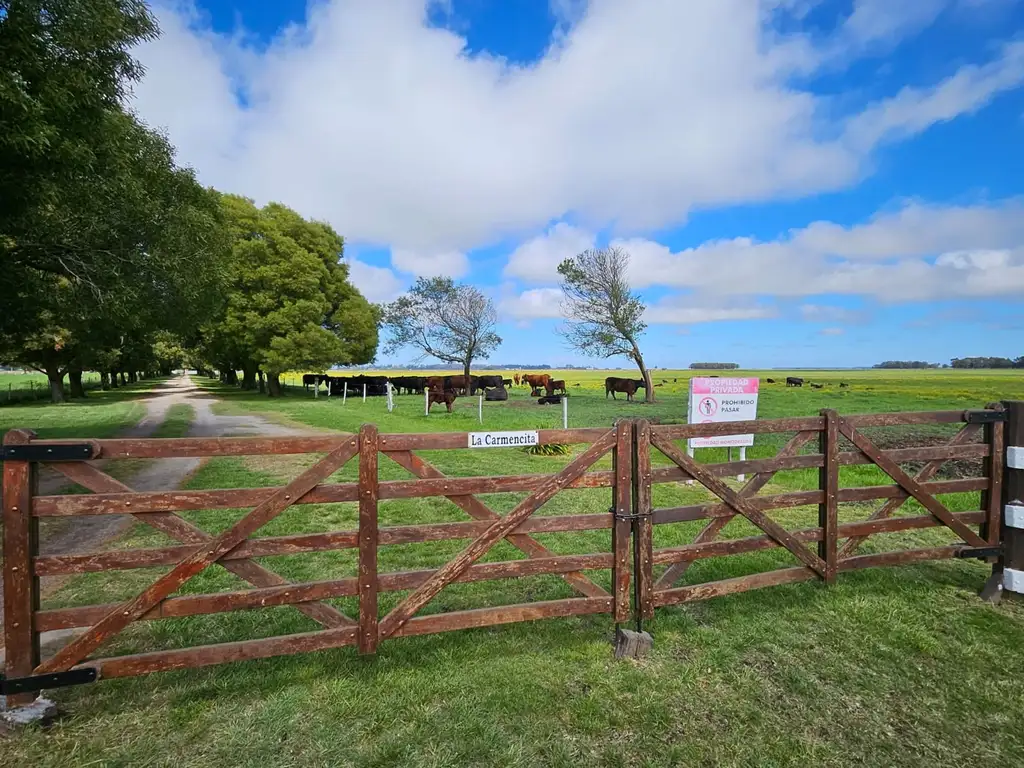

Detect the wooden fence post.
[
  {"left": 611, "top": 420, "right": 633, "bottom": 623},
  {"left": 3, "top": 429, "right": 40, "bottom": 707},
  {"left": 818, "top": 410, "right": 838, "bottom": 583},
  {"left": 358, "top": 424, "right": 379, "bottom": 653},
  {"left": 996, "top": 401, "right": 1024, "bottom": 602}
]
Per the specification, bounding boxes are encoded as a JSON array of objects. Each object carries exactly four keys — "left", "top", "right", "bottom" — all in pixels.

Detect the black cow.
[
  {"left": 538, "top": 394, "right": 562, "bottom": 405},
  {"left": 485, "top": 386, "right": 508, "bottom": 401},
  {"left": 810, "top": 383, "right": 824, "bottom": 390},
  {"left": 391, "top": 375, "right": 426, "bottom": 395},
  {"left": 502, "top": 378, "right": 513, "bottom": 387},
  {"left": 474, "top": 374, "right": 504, "bottom": 393},
  {"left": 786, "top": 377, "right": 804, "bottom": 387},
  {"left": 766, "top": 378, "right": 776, "bottom": 384},
  {"left": 840, "top": 382, "right": 849, "bottom": 388},
  {"left": 302, "top": 373, "right": 319, "bottom": 391}
]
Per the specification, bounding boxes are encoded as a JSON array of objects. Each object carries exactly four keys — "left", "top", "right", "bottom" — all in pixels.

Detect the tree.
[
  {"left": 381, "top": 277, "right": 501, "bottom": 382},
  {"left": 557, "top": 246, "right": 654, "bottom": 402},
  {"left": 199, "top": 196, "right": 378, "bottom": 396}
]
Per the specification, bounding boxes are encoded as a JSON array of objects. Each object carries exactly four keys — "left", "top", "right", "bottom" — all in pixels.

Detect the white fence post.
[
  {"left": 362, "top": 383, "right": 366, "bottom": 403},
  {"left": 386, "top": 382, "right": 394, "bottom": 413},
  {"left": 686, "top": 444, "right": 695, "bottom": 485},
  {"left": 343, "top": 381, "right": 347, "bottom": 404},
  {"left": 738, "top": 446, "right": 746, "bottom": 481},
  {"left": 424, "top": 388, "right": 429, "bottom": 416},
  {"left": 478, "top": 394, "right": 483, "bottom": 424},
  {"left": 562, "top": 395, "right": 568, "bottom": 429}
]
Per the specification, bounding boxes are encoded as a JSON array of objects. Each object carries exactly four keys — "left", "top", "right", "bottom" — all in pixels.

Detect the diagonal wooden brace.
[
  {"left": 650, "top": 432, "right": 827, "bottom": 577},
  {"left": 838, "top": 423, "right": 981, "bottom": 559},
  {"left": 49, "top": 462, "right": 355, "bottom": 631},
  {"left": 36, "top": 441, "right": 359, "bottom": 673},
  {"left": 377, "top": 430, "right": 617, "bottom": 640},
  {"left": 655, "top": 430, "right": 818, "bottom": 590},
  {"left": 836, "top": 418, "right": 987, "bottom": 548},
  {"left": 382, "top": 450, "right": 609, "bottom": 599}
]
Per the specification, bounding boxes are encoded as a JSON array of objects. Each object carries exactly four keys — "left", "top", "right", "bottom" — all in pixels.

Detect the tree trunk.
[
  {"left": 128, "top": 371, "right": 137, "bottom": 384},
  {"left": 100, "top": 371, "right": 110, "bottom": 390},
  {"left": 633, "top": 347, "right": 655, "bottom": 403},
  {"left": 47, "top": 369, "right": 66, "bottom": 404},
  {"left": 109, "top": 370, "right": 119, "bottom": 388},
  {"left": 224, "top": 369, "right": 238, "bottom": 386},
  {"left": 68, "top": 368, "right": 86, "bottom": 398},
  {"left": 241, "top": 363, "right": 257, "bottom": 390},
  {"left": 258, "top": 370, "right": 266, "bottom": 394},
  {"left": 119, "top": 372, "right": 127, "bottom": 385},
  {"left": 464, "top": 359, "right": 473, "bottom": 394},
  {"left": 267, "top": 372, "right": 282, "bottom": 397}
]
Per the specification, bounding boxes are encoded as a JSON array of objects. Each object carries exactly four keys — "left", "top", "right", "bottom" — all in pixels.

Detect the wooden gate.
[
  {"left": 2, "top": 423, "right": 630, "bottom": 705},
  {"left": 630, "top": 407, "right": 1004, "bottom": 617}
]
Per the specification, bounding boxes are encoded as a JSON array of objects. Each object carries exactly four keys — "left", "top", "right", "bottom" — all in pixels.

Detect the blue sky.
[{"left": 132, "top": 0, "right": 1024, "bottom": 368}]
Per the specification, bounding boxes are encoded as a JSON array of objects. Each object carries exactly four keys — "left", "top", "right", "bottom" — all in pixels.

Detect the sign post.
[{"left": 688, "top": 377, "right": 759, "bottom": 481}]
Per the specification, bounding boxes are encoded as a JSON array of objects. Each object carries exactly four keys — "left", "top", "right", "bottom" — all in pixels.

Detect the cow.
[
  {"left": 426, "top": 375, "right": 473, "bottom": 395},
  {"left": 391, "top": 375, "right": 427, "bottom": 395},
  {"left": 537, "top": 394, "right": 562, "bottom": 405},
  {"left": 302, "top": 373, "right": 319, "bottom": 391},
  {"left": 840, "top": 382, "right": 849, "bottom": 388},
  {"left": 474, "top": 374, "right": 504, "bottom": 393},
  {"left": 502, "top": 378, "right": 513, "bottom": 387},
  {"left": 766, "top": 378, "right": 776, "bottom": 384},
  {"left": 522, "top": 373, "right": 551, "bottom": 391},
  {"left": 428, "top": 390, "right": 457, "bottom": 413},
  {"left": 810, "top": 383, "right": 824, "bottom": 390},
  {"left": 485, "top": 386, "right": 508, "bottom": 401},
  {"left": 549, "top": 379, "right": 567, "bottom": 395},
  {"left": 605, "top": 377, "right": 639, "bottom": 401},
  {"left": 786, "top": 377, "right": 804, "bottom": 387},
  {"left": 513, "top": 373, "right": 520, "bottom": 386}
]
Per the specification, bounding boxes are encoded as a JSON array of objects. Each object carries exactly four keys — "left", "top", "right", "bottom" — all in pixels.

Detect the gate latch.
[{"left": 954, "top": 546, "right": 1002, "bottom": 560}]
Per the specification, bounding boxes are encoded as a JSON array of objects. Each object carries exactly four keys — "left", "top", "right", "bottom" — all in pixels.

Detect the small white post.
[
  {"left": 314, "top": 377, "right": 319, "bottom": 399},
  {"left": 386, "top": 382, "right": 394, "bottom": 413},
  {"left": 478, "top": 394, "right": 483, "bottom": 424},
  {"left": 343, "top": 381, "right": 348, "bottom": 404},
  {"left": 562, "top": 395, "right": 568, "bottom": 429},
  {"left": 686, "top": 444, "right": 695, "bottom": 485},
  {"left": 362, "top": 383, "right": 366, "bottom": 403},
  {"left": 738, "top": 446, "right": 746, "bottom": 482},
  {"left": 424, "top": 388, "right": 429, "bottom": 416}
]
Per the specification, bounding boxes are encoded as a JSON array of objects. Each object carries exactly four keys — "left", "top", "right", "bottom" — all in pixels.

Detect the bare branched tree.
[
  {"left": 557, "top": 246, "right": 654, "bottom": 402},
  {"left": 381, "top": 277, "right": 501, "bottom": 381}
]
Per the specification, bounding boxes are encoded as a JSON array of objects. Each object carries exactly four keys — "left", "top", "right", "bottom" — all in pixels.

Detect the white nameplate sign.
[{"left": 469, "top": 430, "right": 539, "bottom": 448}]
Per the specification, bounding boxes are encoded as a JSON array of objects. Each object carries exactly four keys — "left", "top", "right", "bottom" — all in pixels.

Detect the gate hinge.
[
  {"left": 610, "top": 506, "right": 653, "bottom": 521},
  {"left": 1, "top": 443, "right": 95, "bottom": 461},
  {"left": 963, "top": 409, "right": 1007, "bottom": 424},
  {"left": 954, "top": 545, "right": 1002, "bottom": 560},
  {"left": 0, "top": 668, "right": 97, "bottom": 696}
]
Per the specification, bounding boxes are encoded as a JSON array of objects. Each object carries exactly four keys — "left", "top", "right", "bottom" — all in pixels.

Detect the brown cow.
[
  {"left": 513, "top": 373, "right": 521, "bottom": 386},
  {"left": 522, "top": 373, "right": 551, "bottom": 391},
  {"left": 605, "top": 376, "right": 638, "bottom": 401},
  {"left": 549, "top": 379, "right": 566, "bottom": 395},
  {"left": 428, "top": 390, "right": 457, "bottom": 413},
  {"left": 426, "top": 375, "right": 473, "bottom": 394}
]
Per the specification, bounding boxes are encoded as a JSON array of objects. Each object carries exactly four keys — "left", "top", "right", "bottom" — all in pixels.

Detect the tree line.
[
  {"left": 1, "top": 1, "right": 377, "bottom": 402},
  {"left": 875, "top": 358, "right": 1024, "bottom": 369}
]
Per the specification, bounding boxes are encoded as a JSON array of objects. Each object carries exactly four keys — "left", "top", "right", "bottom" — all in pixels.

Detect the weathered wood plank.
[
  {"left": 649, "top": 431, "right": 828, "bottom": 576},
  {"left": 377, "top": 430, "right": 616, "bottom": 640},
  {"left": 3, "top": 429, "right": 40, "bottom": 707},
  {"left": 652, "top": 416, "right": 824, "bottom": 441},
  {"left": 836, "top": 417, "right": 987, "bottom": 547},
  {"left": 35, "top": 440, "right": 360, "bottom": 674},
  {"left": 633, "top": 420, "right": 654, "bottom": 620},
  {"left": 36, "top": 553, "right": 616, "bottom": 631},
  {"left": 654, "top": 566, "right": 817, "bottom": 607},
  {"left": 611, "top": 421, "right": 633, "bottom": 622},
  {"left": 358, "top": 424, "right": 379, "bottom": 654},
  {"left": 382, "top": 450, "right": 609, "bottom": 599},
  {"left": 819, "top": 410, "right": 839, "bottom": 583},
  {"left": 378, "top": 428, "right": 610, "bottom": 451},
  {"left": 837, "top": 423, "right": 982, "bottom": 558},
  {"left": 654, "top": 430, "right": 818, "bottom": 589}
]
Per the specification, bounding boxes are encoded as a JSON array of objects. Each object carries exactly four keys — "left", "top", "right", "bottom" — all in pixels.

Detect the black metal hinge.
[
  {"left": 963, "top": 409, "right": 1007, "bottom": 425},
  {"left": 1, "top": 443, "right": 95, "bottom": 462},
  {"left": 954, "top": 545, "right": 1002, "bottom": 560},
  {"left": 610, "top": 506, "right": 653, "bottom": 521},
  {"left": 0, "top": 668, "right": 97, "bottom": 696}
]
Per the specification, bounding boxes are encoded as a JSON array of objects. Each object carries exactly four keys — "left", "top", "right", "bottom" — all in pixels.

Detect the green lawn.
[
  {"left": 4, "top": 369, "right": 1024, "bottom": 766},
  {"left": 0, "top": 371, "right": 103, "bottom": 405}
]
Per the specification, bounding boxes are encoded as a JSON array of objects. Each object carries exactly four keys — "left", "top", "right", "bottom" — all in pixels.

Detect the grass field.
[
  {"left": 0, "top": 371, "right": 103, "bottom": 405},
  {"left": 3, "top": 369, "right": 1024, "bottom": 766}
]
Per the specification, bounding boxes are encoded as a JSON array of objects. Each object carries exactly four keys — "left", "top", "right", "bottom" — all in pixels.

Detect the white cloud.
[
  {"left": 844, "top": 41, "right": 1024, "bottom": 150},
  {"left": 129, "top": 0, "right": 1023, "bottom": 255},
  {"left": 606, "top": 199, "right": 1024, "bottom": 301},
  {"left": 503, "top": 222, "right": 595, "bottom": 282},
  {"left": 345, "top": 258, "right": 405, "bottom": 303},
  {"left": 390, "top": 248, "right": 469, "bottom": 278},
  {"left": 644, "top": 298, "right": 778, "bottom": 325},
  {"left": 497, "top": 287, "right": 565, "bottom": 321},
  {"left": 820, "top": 327, "right": 846, "bottom": 336}
]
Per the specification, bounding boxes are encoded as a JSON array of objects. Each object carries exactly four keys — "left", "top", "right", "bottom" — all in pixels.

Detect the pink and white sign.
[{"left": 687, "top": 377, "right": 759, "bottom": 448}]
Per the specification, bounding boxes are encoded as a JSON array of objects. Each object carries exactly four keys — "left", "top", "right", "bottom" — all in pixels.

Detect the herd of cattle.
[{"left": 764, "top": 376, "right": 849, "bottom": 390}]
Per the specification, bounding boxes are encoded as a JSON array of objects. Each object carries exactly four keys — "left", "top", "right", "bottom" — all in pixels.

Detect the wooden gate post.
[
  {"left": 358, "top": 424, "right": 379, "bottom": 653},
  {"left": 2, "top": 430, "right": 40, "bottom": 707},
  {"left": 996, "top": 401, "right": 1024, "bottom": 602},
  {"left": 610, "top": 420, "right": 633, "bottom": 623},
  {"left": 818, "top": 410, "right": 839, "bottom": 583}
]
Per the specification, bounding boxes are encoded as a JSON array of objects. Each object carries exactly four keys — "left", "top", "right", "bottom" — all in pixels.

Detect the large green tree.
[{"left": 202, "top": 196, "right": 379, "bottom": 395}]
